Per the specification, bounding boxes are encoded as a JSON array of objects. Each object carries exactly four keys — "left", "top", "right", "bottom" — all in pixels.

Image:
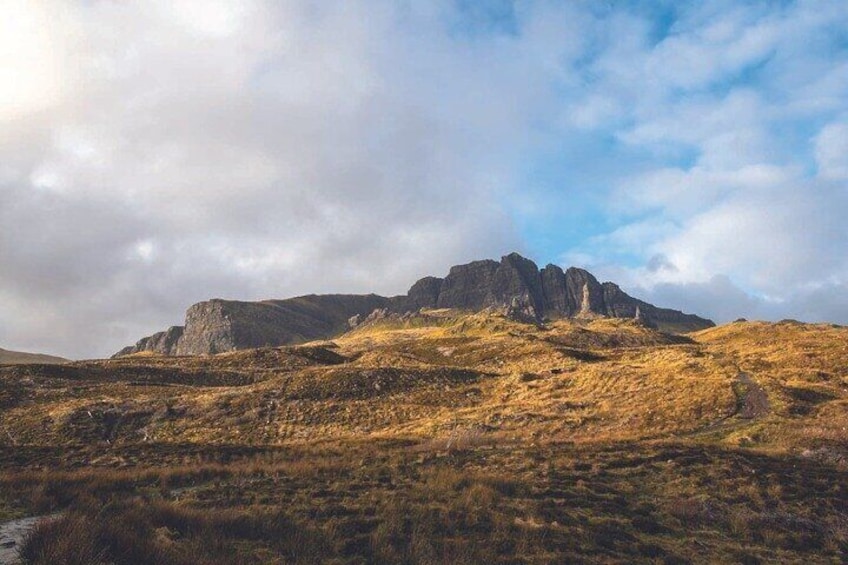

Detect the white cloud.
[
  {"left": 552, "top": 1, "right": 848, "bottom": 325},
  {"left": 1, "top": 1, "right": 847, "bottom": 357},
  {"left": 0, "top": 1, "right": 540, "bottom": 357},
  {"left": 0, "top": 1, "right": 76, "bottom": 119},
  {"left": 815, "top": 121, "right": 848, "bottom": 180}
]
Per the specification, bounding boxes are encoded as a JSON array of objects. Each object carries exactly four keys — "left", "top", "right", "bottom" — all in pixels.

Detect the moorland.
[{"left": 0, "top": 310, "right": 846, "bottom": 564}]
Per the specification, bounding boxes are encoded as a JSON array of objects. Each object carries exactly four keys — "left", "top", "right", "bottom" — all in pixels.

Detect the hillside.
[
  {"left": 0, "top": 347, "right": 67, "bottom": 365},
  {"left": 1, "top": 312, "right": 845, "bottom": 563}
]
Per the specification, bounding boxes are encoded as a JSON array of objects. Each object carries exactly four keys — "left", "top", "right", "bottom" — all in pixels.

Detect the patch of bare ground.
[{"left": 736, "top": 372, "right": 770, "bottom": 419}]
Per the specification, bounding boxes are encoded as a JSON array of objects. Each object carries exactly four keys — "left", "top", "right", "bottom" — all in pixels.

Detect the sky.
[{"left": 1, "top": 0, "right": 847, "bottom": 359}]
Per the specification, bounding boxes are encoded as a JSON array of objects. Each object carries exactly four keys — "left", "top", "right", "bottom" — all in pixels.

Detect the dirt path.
[
  {"left": 684, "top": 371, "right": 770, "bottom": 439},
  {"left": 0, "top": 515, "right": 51, "bottom": 564},
  {"left": 736, "top": 372, "right": 770, "bottom": 419}
]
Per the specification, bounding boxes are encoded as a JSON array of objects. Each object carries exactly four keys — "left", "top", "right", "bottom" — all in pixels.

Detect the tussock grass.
[
  {"left": 19, "top": 499, "right": 327, "bottom": 565},
  {"left": 2, "top": 315, "right": 847, "bottom": 562},
  {"left": 1, "top": 441, "right": 846, "bottom": 563}
]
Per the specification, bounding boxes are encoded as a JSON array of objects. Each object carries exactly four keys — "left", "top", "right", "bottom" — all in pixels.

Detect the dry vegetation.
[
  {"left": 0, "top": 311, "right": 846, "bottom": 563},
  {"left": 0, "top": 348, "right": 67, "bottom": 366}
]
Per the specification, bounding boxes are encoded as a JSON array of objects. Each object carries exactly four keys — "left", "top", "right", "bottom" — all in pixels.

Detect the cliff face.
[
  {"left": 435, "top": 259, "right": 499, "bottom": 310},
  {"left": 114, "top": 326, "right": 184, "bottom": 357},
  {"left": 402, "top": 252, "right": 711, "bottom": 331},
  {"left": 176, "top": 301, "right": 236, "bottom": 355},
  {"left": 117, "top": 295, "right": 390, "bottom": 357},
  {"left": 426, "top": 254, "right": 549, "bottom": 319},
  {"left": 115, "top": 252, "right": 714, "bottom": 357},
  {"left": 406, "top": 276, "right": 443, "bottom": 310}
]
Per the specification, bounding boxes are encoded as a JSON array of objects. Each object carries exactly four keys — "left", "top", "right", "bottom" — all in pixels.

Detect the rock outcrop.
[
  {"left": 116, "top": 295, "right": 390, "bottom": 356},
  {"left": 114, "top": 326, "right": 184, "bottom": 357},
  {"left": 398, "top": 253, "right": 711, "bottom": 332},
  {"left": 116, "top": 252, "right": 714, "bottom": 356},
  {"left": 406, "top": 276, "right": 443, "bottom": 310}
]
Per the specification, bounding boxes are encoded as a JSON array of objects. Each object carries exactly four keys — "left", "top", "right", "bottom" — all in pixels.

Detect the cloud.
[
  {"left": 815, "top": 121, "right": 848, "bottom": 180},
  {"left": 639, "top": 275, "right": 764, "bottom": 324},
  {"left": 635, "top": 276, "right": 848, "bottom": 326},
  {"left": 1, "top": 1, "right": 847, "bottom": 357},
  {"left": 554, "top": 0, "right": 848, "bottom": 325},
  {"left": 1, "top": 1, "right": 540, "bottom": 357}
]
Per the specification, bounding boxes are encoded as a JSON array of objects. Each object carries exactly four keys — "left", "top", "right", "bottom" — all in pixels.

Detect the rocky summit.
[{"left": 115, "top": 252, "right": 713, "bottom": 357}]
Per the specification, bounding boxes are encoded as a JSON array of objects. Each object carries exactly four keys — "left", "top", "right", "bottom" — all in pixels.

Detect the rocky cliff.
[
  {"left": 116, "top": 294, "right": 390, "bottom": 356},
  {"left": 115, "top": 253, "right": 714, "bottom": 356},
  {"left": 397, "top": 253, "right": 712, "bottom": 331}
]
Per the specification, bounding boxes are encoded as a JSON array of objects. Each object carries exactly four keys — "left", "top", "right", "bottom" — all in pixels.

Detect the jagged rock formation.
[
  {"left": 399, "top": 253, "right": 711, "bottom": 332},
  {"left": 115, "top": 326, "right": 184, "bottom": 358},
  {"left": 115, "top": 253, "right": 714, "bottom": 356}
]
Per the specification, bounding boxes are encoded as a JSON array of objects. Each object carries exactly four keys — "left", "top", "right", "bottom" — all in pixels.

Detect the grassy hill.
[
  {"left": 0, "top": 347, "right": 67, "bottom": 365},
  {"left": 0, "top": 311, "right": 845, "bottom": 563}
]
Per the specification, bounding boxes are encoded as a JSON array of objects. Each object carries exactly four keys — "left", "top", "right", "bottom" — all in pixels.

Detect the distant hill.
[
  {"left": 116, "top": 252, "right": 715, "bottom": 357},
  {"left": 0, "top": 347, "right": 68, "bottom": 365}
]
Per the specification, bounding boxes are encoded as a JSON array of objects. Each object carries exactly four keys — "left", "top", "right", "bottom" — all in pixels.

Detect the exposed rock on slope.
[
  {"left": 115, "top": 326, "right": 184, "bottom": 358},
  {"left": 116, "top": 252, "right": 713, "bottom": 356},
  {"left": 117, "top": 295, "right": 390, "bottom": 357},
  {"left": 394, "top": 253, "right": 711, "bottom": 332}
]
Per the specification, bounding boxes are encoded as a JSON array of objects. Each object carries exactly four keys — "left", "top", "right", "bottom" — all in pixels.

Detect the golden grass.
[
  {"left": 1, "top": 313, "right": 846, "bottom": 562},
  {"left": 2, "top": 313, "right": 846, "bottom": 452}
]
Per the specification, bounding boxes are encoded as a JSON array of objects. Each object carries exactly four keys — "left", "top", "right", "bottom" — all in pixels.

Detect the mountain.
[
  {"left": 402, "top": 252, "right": 712, "bottom": 332},
  {"left": 0, "top": 347, "right": 68, "bottom": 365},
  {"left": 115, "top": 252, "right": 713, "bottom": 357}
]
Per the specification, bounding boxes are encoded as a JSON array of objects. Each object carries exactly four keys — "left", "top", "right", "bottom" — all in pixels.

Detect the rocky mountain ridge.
[{"left": 115, "top": 252, "right": 714, "bottom": 356}]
